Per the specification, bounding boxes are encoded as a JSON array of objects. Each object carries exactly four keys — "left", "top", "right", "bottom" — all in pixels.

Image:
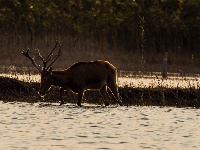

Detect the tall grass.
[
  {"left": 139, "top": 16, "right": 146, "bottom": 72},
  {"left": 0, "top": 32, "right": 199, "bottom": 74}
]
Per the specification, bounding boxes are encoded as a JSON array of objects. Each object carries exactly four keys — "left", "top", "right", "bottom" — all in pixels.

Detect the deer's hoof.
[
  {"left": 105, "top": 103, "right": 110, "bottom": 107},
  {"left": 77, "top": 102, "right": 82, "bottom": 107},
  {"left": 59, "top": 101, "right": 65, "bottom": 106}
]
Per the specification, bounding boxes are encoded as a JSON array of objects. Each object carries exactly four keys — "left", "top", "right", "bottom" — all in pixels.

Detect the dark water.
[{"left": 0, "top": 101, "right": 199, "bottom": 149}]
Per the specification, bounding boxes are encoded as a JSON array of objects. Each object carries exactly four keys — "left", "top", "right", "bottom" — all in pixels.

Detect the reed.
[{"left": 0, "top": 33, "right": 199, "bottom": 74}]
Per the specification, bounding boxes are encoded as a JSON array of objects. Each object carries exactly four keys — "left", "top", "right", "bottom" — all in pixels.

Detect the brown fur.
[{"left": 39, "top": 60, "right": 123, "bottom": 106}]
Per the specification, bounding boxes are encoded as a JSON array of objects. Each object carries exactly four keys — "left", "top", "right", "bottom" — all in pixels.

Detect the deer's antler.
[
  {"left": 45, "top": 41, "right": 59, "bottom": 63},
  {"left": 46, "top": 42, "right": 62, "bottom": 70},
  {"left": 21, "top": 48, "right": 42, "bottom": 73},
  {"left": 22, "top": 41, "right": 62, "bottom": 73},
  {"left": 35, "top": 46, "right": 47, "bottom": 68},
  {"left": 35, "top": 41, "right": 61, "bottom": 70}
]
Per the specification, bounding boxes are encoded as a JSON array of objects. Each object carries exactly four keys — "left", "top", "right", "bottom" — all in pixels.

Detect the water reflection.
[{"left": 0, "top": 101, "right": 199, "bottom": 149}]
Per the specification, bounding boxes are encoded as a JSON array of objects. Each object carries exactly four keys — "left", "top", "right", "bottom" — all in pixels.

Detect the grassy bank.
[{"left": 0, "top": 76, "right": 199, "bottom": 108}]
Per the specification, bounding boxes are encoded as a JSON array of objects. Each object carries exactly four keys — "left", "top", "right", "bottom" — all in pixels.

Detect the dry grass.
[{"left": 0, "top": 33, "right": 199, "bottom": 74}]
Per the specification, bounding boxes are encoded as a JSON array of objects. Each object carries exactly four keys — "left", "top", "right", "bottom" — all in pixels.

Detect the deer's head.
[{"left": 22, "top": 41, "right": 62, "bottom": 97}]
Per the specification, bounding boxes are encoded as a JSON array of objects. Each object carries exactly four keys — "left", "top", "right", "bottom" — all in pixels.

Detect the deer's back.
[{"left": 65, "top": 60, "right": 116, "bottom": 87}]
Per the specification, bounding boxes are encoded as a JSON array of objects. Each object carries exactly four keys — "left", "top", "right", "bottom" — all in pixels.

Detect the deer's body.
[
  {"left": 22, "top": 42, "right": 123, "bottom": 106},
  {"left": 51, "top": 61, "right": 115, "bottom": 92}
]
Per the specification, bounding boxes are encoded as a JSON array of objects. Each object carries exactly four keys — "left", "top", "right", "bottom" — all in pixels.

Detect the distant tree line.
[{"left": 0, "top": 0, "right": 200, "bottom": 54}]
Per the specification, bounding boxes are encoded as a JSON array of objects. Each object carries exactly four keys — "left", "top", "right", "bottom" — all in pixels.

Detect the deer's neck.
[{"left": 51, "top": 70, "right": 68, "bottom": 87}]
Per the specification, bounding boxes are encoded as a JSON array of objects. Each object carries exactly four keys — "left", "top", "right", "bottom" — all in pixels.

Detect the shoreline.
[{"left": 0, "top": 76, "right": 199, "bottom": 108}]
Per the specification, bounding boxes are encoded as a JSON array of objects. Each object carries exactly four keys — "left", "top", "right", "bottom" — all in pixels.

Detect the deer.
[{"left": 21, "top": 41, "right": 123, "bottom": 107}]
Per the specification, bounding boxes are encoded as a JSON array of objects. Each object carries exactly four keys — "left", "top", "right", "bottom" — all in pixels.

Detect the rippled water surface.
[{"left": 0, "top": 101, "right": 199, "bottom": 150}]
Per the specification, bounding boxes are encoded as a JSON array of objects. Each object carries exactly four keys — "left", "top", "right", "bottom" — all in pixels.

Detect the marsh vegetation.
[
  {"left": 0, "top": 1, "right": 200, "bottom": 108},
  {"left": 0, "top": 68, "right": 199, "bottom": 108},
  {"left": 0, "top": 0, "right": 200, "bottom": 73}
]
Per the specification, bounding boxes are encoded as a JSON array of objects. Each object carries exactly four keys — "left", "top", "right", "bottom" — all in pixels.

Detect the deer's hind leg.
[
  {"left": 77, "top": 91, "right": 84, "bottom": 107},
  {"left": 107, "top": 83, "right": 123, "bottom": 106},
  {"left": 59, "top": 87, "right": 65, "bottom": 106},
  {"left": 100, "top": 85, "right": 110, "bottom": 106}
]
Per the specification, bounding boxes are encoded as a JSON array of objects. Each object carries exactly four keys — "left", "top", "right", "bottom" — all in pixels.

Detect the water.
[{"left": 0, "top": 101, "right": 199, "bottom": 150}]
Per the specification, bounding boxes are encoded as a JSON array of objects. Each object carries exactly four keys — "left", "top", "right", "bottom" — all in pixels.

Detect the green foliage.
[{"left": 0, "top": 0, "right": 199, "bottom": 53}]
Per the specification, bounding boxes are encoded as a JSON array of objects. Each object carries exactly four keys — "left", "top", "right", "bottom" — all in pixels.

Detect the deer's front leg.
[
  {"left": 77, "top": 92, "right": 83, "bottom": 107},
  {"left": 59, "top": 87, "right": 65, "bottom": 105},
  {"left": 100, "top": 85, "right": 110, "bottom": 106}
]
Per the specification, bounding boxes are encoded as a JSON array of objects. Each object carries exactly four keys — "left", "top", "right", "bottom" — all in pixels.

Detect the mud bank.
[{"left": 0, "top": 76, "right": 199, "bottom": 108}]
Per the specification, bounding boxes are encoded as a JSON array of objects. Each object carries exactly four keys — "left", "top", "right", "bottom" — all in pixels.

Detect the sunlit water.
[{"left": 0, "top": 101, "right": 199, "bottom": 150}]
